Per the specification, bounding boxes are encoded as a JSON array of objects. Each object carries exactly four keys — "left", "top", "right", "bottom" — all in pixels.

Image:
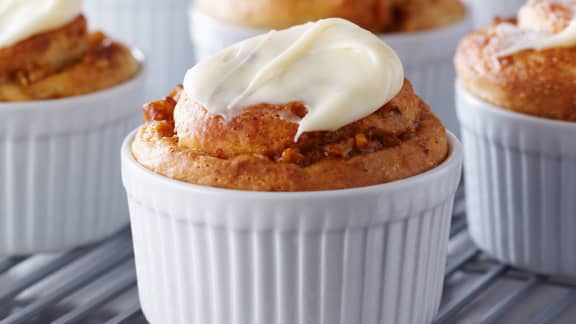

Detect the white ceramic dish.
[
  {"left": 85, "top": 0, "right": 194, "bottom": 100},
  {"left": 0, "top": 52, "right": 146, "bottom": 255},
  {"left": 468, "top": 0, "right": 526, "bottom": 26},
  {"left": 122, "top": 130, "right": 462, "bottom": 324},
  {"left": 456, "top": 82, "right": 576, "bottom": 277},
  {"left": 188, "top": 8, "right": 472, "bottom": 136}
]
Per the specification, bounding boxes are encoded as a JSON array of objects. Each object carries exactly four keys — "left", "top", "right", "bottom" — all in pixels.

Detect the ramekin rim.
[
  {"left": 122, "top": 128, "right": 462, "bottom": 199},
  {"left": 456, "top": 81, "right": 576, "bottom": 130},
  {"left": 0, "top": 47, "right": 146, "bottom": 112}
]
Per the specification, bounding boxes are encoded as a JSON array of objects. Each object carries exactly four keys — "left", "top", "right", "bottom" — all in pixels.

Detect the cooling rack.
[{"left": 1, "top": 191, "right": 575, "bottom": 324}]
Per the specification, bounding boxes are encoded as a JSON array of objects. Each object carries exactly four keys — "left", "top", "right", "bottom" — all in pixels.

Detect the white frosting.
[
  {"left": 0, "top": 0, "right": 84, "bottom": 48},
  {"left": 182, "top": 18, "right": 405, "bottom": 140},
  {"left": 494, "top": 0, "right": 576, "bottom": 57}
]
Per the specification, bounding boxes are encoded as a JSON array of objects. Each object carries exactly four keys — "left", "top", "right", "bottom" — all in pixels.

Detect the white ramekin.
[
  {"left": 188, "top": 8, "right": 473, "bottom": 136},
  {"left": 122, "top": 130, "right": 462, "bottom": 324},
  {"left": 85, "top": 0, "right": 194, "bottom": 100},
  {"left": 468, "top": 0, "right": 526, "bottom": 27},
  {"left": 0, "top": 53, "right": 146, "bottom": 255},
  {"left": 456, "top": 82, "right": 576, "bottom": 277}
]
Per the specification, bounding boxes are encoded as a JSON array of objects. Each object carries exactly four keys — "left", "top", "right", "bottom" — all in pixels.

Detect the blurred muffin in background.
[
  {"left": 189, "top": 0, "right": 472, "bottom": 136},
  {"left": 0, "top": 10, "right": 141, "bottom": 102},
  {"left": 194, "top": 0, "right": 466, "bottom": 32},
  {"left": 0, "top": 0, "right": 145, "bottom": 255}
]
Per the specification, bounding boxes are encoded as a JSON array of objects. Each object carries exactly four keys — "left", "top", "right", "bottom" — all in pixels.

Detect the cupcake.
[
  {"left": 455, "top": 0, "right": 576, "bottom": 276},
  {"left": 123, "top": 18, "right": 462, "bottom": 324},
  {"left": 0, "top": 0, "right": 145, "bottom": 254},
  {"left": 189, "top": 0, "right": 473, "bottom": 135}
]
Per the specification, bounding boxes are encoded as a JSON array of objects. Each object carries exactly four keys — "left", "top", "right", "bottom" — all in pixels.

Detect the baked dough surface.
[{"left": 132, "top": 80, "right": 448, "bottom": 192}]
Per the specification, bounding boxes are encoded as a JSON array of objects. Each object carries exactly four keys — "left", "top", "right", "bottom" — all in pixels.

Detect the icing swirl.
[{"left": 182, "top": 18, "right": 405, "bottom": 140}]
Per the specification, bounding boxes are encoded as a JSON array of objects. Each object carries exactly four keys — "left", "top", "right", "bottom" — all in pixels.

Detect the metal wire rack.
[{"left": 1, "top": 192, "right": 575, "bottom": 324}]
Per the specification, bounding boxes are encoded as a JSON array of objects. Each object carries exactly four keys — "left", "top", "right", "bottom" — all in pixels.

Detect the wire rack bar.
[
  {"left": 0, "top": 259, "right": 24, "bottom": 276},
  {"left": 105, "top": 303, "right": 143, "bottom": 324},
  {"left": 1, "top": 193, "right": 576, "bottom": 323},
  {"left": 445, "top": 248, "right": 480, "bottom": 278},
  {"left": 528, "top": 289, "right": 576, "bottom": 324},
  {"left": 0, "top": 251, "right": 86, "bottom": 307},
  {"left": 434, "top": 264, "right": 509, "bottom": 324},
  {"left": 478, "top": 276, "right": 542, "bottom": 324},
  {"left": 0, "top": 247, "right": 133, "bottom": 324},
  {"left": 51, "top": 263, "right": 137, "bottom": 324},
  {"left": 0, "top": 232, "right": 130, "bottom": 308}
]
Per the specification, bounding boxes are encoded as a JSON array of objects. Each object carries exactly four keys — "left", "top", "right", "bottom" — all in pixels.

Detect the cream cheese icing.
[{"left": 181, "top": 18, "right": 405, "bottom": 140}]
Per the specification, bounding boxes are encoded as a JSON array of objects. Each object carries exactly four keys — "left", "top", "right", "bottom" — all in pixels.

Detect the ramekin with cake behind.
[
  {"left": 123, "top": 18, "right": 462, "bottom": 324},
  {"left": 188, "top": 0, "right": 473, "bottom": 136},
  {"left": 455, "top": 0, "right": 576, "bottom": 277},
  {"left": 0, "top": 0, "right": 145, "bottom": 254}
]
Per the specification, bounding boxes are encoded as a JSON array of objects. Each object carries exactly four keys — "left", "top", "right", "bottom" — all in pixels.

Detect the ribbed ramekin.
[
  {"left": 85, "top": 0, "right": 193, "bottom": 100},
  {"left": 188, "top": 8, "right": 472, "bottom": 136},
  {"left": 122, "top": 130, "right": 462, "bottom": 324},
  {"left": 468, "top": 0, "right": 526, "bottom": 27},
  {"left": 456, "top": 82, "right": 576, "bottom": 277},
  {"left": 0, "top": 54, "right": 146, "bottom": 255}
]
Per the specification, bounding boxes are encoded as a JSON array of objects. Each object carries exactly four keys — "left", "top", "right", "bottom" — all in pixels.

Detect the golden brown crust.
[
  {"left": 0, "top": 16, "right": 141, "bottom": 102},
  {"left": 196, "top": 0, "right": 466, "bottom": 33},
  {"left": 174, "top": 81, "right": 421, "bottom": 160},
  {"left": 0, "top": 16, "right": 88, "bottom": 83},
  {"left": 455, "top": 4, "right": 576, "bottom": 122},
  {"left": 132, "top": 81, "right": 448, "bottom": 192}
]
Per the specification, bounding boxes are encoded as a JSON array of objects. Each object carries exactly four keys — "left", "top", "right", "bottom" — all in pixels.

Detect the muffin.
[
  {"left": 123, "top": 18, "right": 462, "bottom": 324},
  {"left": 455, "top": 0, "right": 576, "bottom": 276},
  {"left": 189, "top": 0, "right": 472, "bottom": 135},
  {"left": 0, "top": 0, "right": 145, "bottom": 254}
]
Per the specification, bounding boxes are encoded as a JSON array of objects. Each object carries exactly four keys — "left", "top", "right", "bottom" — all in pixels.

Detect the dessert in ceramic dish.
[
  {"left": 0, "top": 0, "right": 145, "bottom": 255},
  {"left": 455, "top": 0, "right": 576, "bottom": 277},
  {"left": 0, "top": 16, "right": 140, "bottom": 101},
  {"left": 85, "top": 0, "right": 194, "bottom": 100},
  {"left": 189, "top": 0, "right": 473, "bottom": 136},
  {"left": 132, "top": 80, "right": 447, "bottom": 191},
  {"left": 123, "top": 18, "right": 462, "bottom": 324}
]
